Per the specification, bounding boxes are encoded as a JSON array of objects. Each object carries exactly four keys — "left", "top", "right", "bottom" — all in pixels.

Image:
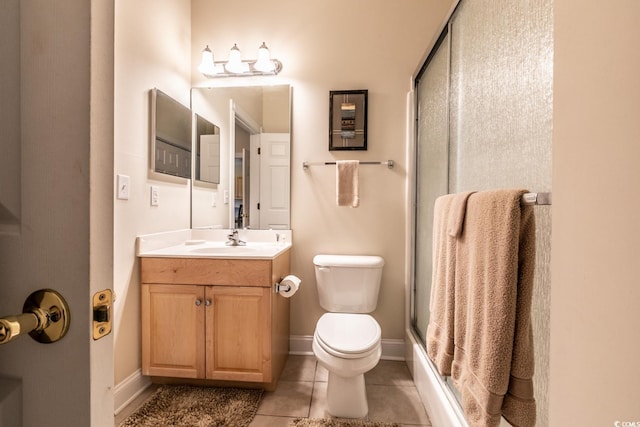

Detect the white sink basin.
[
  {"left": 189, "top": 245, "right": 258, "bottom": 255},
  {"left": 138, "top": 240, "right": 289, "bottom": 259}
]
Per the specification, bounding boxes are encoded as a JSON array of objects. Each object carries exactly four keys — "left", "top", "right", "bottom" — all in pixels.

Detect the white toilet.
[{"left": 312, "top": 254, "right": 385, "bottom": 418}]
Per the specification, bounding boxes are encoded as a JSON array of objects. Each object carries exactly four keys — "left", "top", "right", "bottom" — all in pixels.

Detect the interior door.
[
  {"left": 259, "top": 133, "right": 291, "bottom": 230},
  {"left": 242, "top": 148, "right": 251, "bottom": 228},
  {"left": 0, "top": 1, "right": 114, "bottom": 425}
]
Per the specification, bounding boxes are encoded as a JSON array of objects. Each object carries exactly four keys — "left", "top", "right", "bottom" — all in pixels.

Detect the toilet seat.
[{"left": 315, "top": 313, "right": 381, "bottom": 359}]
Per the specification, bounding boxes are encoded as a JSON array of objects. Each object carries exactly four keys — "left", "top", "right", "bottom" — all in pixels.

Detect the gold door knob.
[{"left": 0, "top": 289, "right": 70, "bottom": 345}]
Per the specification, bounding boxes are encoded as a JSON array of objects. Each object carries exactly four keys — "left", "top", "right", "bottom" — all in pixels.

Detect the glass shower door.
[
  {"left": 413, "top": 28, "right": 451, "bottom": 341},
  {"left": 413, "top": 0, "right": 552, "bottom": 423}
]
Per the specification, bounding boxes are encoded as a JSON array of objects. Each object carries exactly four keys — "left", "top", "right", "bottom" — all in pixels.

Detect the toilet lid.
[{"left": 316, "top": 313, "right": 381, "bottom": 355}]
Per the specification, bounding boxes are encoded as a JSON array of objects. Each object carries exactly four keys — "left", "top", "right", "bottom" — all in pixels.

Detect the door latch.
[{"left": 92, "top": 289, "right": 112, "bottom": 340}]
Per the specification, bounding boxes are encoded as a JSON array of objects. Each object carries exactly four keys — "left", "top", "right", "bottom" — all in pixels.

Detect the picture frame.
[{"left": 329, "top": 89, "right": 368, "bottom": 151}]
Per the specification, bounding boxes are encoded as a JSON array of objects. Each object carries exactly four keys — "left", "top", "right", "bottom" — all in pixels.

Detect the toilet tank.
[{"left": 313, "top": 254, "right": 385, "bottom": 313}]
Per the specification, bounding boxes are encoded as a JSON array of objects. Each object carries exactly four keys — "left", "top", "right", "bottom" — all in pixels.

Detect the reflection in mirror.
[
  {"left": 194, "top": 114, "right": 220, "bottom": 184},
  {"left": 191, "top": 85, "right": 291, "bottom": 230},
  {"left": 150, "top": 88, "right": 192, "bottom": 179}
]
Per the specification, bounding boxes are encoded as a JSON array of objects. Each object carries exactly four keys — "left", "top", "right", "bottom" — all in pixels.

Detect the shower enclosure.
[{"left": 412, "top": 0, "right": 552, "bottom": 424}]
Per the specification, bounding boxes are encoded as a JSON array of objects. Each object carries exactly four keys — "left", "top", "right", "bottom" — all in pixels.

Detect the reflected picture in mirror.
[{"left": 191, "top": 84, "right": 291, "bottom": 230}]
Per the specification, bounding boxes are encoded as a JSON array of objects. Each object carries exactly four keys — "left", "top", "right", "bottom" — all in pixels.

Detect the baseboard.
[
  {"left": 289, "top": 335, "right": 405, "bottom": 361},
  {"left": 289, "top": 335, "right": 314, "bottom": 355},
  {"left": 114, "top": 369, "right": 152, "bottom": 416}
]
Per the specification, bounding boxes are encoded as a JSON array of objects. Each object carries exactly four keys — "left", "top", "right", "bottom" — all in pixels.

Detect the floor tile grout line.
[{"left": 306, "top": 359, "right": 318, "bottom": 418}]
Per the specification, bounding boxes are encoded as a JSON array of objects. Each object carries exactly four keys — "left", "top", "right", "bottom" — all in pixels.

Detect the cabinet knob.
[
  {"left": 205, "top": 299, "right": 211, "bottom": 306},
  {"left": 195, "top": 299, "right": 202, "bottom": 306}
]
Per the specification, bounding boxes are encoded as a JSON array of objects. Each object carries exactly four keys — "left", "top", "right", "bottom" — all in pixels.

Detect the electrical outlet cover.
[{"left": 150, "top": 186, "right": 159, "bottom": 206}]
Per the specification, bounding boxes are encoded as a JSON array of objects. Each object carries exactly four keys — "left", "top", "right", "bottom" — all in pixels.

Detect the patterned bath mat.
[
  {"left": 119, "top": 384, "right": 263, "bottom": 427},
  {"left": 289, "top": 418, "right": 401, "bottom": 427}
]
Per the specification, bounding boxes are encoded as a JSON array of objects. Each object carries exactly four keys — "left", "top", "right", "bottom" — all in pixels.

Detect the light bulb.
[
  {"left": 225, "top": 44, "right": 247, "bottom": 74},
  {"left": 197, "top": 45, "right": 216, "bottom": 76},
  {"left": 254, "top": 42, "right": 276, "bottom": 72}
]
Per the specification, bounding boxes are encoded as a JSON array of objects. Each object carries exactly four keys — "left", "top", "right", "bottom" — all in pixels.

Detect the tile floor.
[{"left": 116, "top": 355, "right": 432, "bottom": 426}]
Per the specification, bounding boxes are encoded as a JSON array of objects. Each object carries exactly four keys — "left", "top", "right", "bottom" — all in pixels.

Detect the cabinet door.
[
  {"left": 205, "top": 286, "right": 271, "bottom": 382},
  {"left": 141, "top": 284, "right": 205, "bottom": 378}
]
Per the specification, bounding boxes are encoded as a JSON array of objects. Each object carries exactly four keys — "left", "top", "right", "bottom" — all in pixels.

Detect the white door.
[
  {"left": 241, "top": 148, "right": 251, "bottom": 228},
  {"left": 249, "top": 134, "right": 261, "bottom": 230},
  {"left": 259, "top": 133, "right": 291, "bottom": 230},
  {"left": 199, "top": 134, "right": 221, "bottom": 183},
  {"left": 0, "top": 1, "right": 114, "bottom": 426}
]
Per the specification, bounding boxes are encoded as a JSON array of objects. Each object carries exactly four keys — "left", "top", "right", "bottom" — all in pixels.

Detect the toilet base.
[{"left": 326, "top": 371, "right": 368, "bottom": 418}]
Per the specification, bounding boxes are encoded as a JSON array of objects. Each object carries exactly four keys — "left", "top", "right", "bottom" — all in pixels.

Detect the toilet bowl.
[
  {"left": 312, "top": 312, "right": 382, "bottom": 418},
  {"left": 312, "top": 255, "right": 385, "bottom": 418}
]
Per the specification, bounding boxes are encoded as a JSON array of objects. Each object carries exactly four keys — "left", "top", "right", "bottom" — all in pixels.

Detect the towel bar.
[
  {"left": 521, "top": 192, "right": 552, "bottom": 206},
  {"left": 303, "top": 160, "right": 394, "bottom": 170}
]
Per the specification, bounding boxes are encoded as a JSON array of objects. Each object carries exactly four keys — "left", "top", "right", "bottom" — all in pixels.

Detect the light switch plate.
[
  {"left": 117, "top": 174, "right": 130, "bottom": 200},
  {"left": 223, "top": 189, "right": 229, "bottom": 204}
]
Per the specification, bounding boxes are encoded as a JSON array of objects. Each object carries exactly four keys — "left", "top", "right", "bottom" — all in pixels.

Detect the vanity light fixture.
[{"left": 198, "top": 42, "right": 283, "bottom": 78}]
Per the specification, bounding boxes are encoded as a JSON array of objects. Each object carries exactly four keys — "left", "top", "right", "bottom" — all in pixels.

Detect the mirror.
[
  {"left": 191, "top": 84, "right": 291, "bottom": 230},
  {"left": 150, "top": 88, "right": 192, "bottom": 179}
]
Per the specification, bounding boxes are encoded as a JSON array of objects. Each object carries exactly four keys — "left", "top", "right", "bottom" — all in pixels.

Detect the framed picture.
[{"left": 329, "top": 89, "right": 368, "bottom": 151}]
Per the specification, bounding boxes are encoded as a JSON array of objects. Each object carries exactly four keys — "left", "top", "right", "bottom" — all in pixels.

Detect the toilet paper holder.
[{"left": 273, "top": 278, "right": 291, "bottom": 294}]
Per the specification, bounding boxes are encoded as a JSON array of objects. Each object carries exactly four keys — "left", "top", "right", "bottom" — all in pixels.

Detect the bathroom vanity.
[{"left": 137, "top": 229, "right": 292, "bottom": 391}]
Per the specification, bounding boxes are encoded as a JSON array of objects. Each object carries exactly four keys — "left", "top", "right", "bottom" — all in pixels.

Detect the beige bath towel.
[
  {"left": 336, "top": 160, "right": 359, "bottom": 207},
  {"left": 426, "top": 191, "right": 475, "bottom": 375},
  {"left": 451, "top": 189, "right": 536, "bottom": 427}
]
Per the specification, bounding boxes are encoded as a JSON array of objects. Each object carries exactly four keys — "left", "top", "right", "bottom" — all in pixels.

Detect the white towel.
[{"left": 336, "top": 160, "right": 359, "bottom": 207}]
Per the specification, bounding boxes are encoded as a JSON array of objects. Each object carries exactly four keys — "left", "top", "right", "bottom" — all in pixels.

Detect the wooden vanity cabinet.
[{"left": 140, "top": 250, "right": 290, "bottom": 390}]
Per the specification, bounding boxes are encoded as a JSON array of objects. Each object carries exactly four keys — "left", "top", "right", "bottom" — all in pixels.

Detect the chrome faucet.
[{"left": 226, "top": 229, "right": 246, "bottom": 246}]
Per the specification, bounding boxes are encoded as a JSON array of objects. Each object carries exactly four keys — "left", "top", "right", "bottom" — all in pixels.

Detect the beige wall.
[
  {"left": 551, "top": 0, "right": 640, "bottom": 423},
  {"left": 191, "top": 0, "right": 454, "bottom": 339},
  {"left": 113, "top": 0, "right": 192, "bottom": 384}
]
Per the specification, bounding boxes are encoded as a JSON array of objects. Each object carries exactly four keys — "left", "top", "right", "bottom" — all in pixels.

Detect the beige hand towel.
[
  {"left": 426, "top": 194, "right": 457, "bottom": 375},
  {"left": 451, "top": 189, "right": 536, "bottom": 427},
  {"left": 426, "top": 191, "right": 474, "bottom": 376},
  {"left": 447, "top": 191, "right": 476, "bottom": 237},
  {"left": 336, "top": 160, "right": 359, "bottom": 207}
]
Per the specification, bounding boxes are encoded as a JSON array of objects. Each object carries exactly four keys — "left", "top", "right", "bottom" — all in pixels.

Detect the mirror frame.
[{"left": 150, "top": 88, "right": 192, "bottom": 180}]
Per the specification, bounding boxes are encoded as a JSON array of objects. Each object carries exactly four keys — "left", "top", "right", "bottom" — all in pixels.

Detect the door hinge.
[
  {"left": 257, "top": 147, "right": 261, "bottom": 155},
  {"left": 257, "top": 202, "right": 260, "bottom": 210}
]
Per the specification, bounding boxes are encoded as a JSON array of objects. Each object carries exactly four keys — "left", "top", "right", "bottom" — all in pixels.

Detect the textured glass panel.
[
  {"left": 414, "top": 31, "right": 450, "bottom": 340},
  {"left": 449, "top": 0, "right": 552, "bottom": 193},
  {"left": 448, "top": 1, "right": 553, "bottom": 425}
]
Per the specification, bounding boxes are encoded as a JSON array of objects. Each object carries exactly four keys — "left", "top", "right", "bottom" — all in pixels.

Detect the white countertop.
[{"left": 136, "top": 229, "right": 292, "bottom": 260}]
